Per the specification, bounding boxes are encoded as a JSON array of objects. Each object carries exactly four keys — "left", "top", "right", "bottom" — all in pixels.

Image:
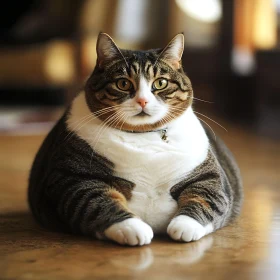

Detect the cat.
[{"left": 28, "top": 32, "right": 243, "bottom": 246}]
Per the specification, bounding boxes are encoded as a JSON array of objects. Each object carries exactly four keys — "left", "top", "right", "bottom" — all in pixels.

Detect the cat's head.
[{"left": 85, "top": 32, "right": 193, "bottom": 132}]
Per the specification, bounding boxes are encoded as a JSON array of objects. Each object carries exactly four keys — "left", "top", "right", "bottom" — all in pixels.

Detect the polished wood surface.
[{"left": 0, "top": 120, "right": 280, "bottom": 280}]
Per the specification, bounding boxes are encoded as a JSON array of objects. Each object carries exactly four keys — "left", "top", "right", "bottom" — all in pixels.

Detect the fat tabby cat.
[{"left": 28, "top": 33, "right": 242, "bottom": 246}]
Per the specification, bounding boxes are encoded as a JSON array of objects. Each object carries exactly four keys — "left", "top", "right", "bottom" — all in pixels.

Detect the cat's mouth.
[{"left": 135, "top": 111, "right": 151, "bottom": 117}]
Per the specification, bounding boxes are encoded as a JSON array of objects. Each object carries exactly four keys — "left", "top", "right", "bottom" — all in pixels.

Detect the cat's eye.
[
  {"left": 153, "top": 78, "right": 168, "bottom": 90},
  {"left": 116, "top": 79, "right": 132, "bottom": 91}
]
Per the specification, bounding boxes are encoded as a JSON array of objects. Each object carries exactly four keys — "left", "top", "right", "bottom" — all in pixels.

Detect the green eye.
[
  {"left": 116, "top": 79, "right": 132, "bottom": 91},
  {"left": 153, "top": 78, "right": 168, "bottom": 90}
]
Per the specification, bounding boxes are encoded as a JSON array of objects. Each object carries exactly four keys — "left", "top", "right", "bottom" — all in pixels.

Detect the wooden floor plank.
[{"left": 0, "top": 120, "right": 280, "bottom": 280}]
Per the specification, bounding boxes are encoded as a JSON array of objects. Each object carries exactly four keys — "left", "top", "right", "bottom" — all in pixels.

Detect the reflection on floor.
[{"left": 0, "top": 116, "right": 280, "bottom": 280}]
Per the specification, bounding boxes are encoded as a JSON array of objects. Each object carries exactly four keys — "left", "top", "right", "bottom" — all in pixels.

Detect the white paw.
[
  {"left": 104, "top": 218, "right": 154, "bottom": 246},
  {"left": 167, "top": 215, "right": 213, "bottom": 242}
]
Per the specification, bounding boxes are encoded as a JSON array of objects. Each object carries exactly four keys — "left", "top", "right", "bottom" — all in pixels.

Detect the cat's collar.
[{"left": 121, "top": 127, "right": 169, "bottom": 143}]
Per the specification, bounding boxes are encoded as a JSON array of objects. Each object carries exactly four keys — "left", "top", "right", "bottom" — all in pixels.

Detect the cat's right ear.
[{"left": 96, "top": 33, "right": 124, "bottom": 68}]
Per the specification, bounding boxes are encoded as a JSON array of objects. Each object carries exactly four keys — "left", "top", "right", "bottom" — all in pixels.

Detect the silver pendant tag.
[{"left": 161, "top": 129, "right": 169, "bottom": 143}]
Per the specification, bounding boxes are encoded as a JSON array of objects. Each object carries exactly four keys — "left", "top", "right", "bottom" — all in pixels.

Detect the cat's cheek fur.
[
  {"left": 167, "top": 215, "right": 213, "bottom": 242},
  {"left": 103, "top": 218, "right": 154, "bottom": 246}
]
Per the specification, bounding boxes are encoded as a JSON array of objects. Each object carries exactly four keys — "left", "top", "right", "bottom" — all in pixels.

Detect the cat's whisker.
[
  {"left": 151, "top": 94, "right": 212, "bottom": 104},
  {"left": 90, "top": 114, "right": 115, "bottom": 145},
  {"left": 64, "top": 116, "right": 95, "bottom": 142},
  {"left": 180, "top": 95, "right": 213, "bottom": 103},
  {"left": 93, "top": 114, "right": 118, "bottom": 141},
  {"left": 193, "top": 111, "right": 227, "bottom": 132},
  {"left": 92, "top": 111, "right": 123, "bottom": 150},
  {"left": 197, "top": 117, "right": 216, "bottom": 141},
  {"left": 90, "top": 105, "right": 125, "bottom": 119},
  {"left": 108, "top": 111, "right": 127, "bottom": 133},
  {"left": 89, "top": 112, "right": 122, "bottom": 169},
  {"left": 65, "top": 107, "right": 121, "bottom": 140},
  {"left": 113, "top": 112, "right": 126, "bottom": 130},
  {"left": 105, "top": 110, "right": 124, "bottom": 131},
  {"left": 68, "top": 113, "right": 93, "bottom": 126},
  {"left": 168, "top": 106, "right": 186, "bottom": 112},
  {"left": 162, "top": 109, "right": 182, "bottom": 125},
  {"left": 93, "top": 105, "right": 123, "bottom": 115},
  {"left": 168, "top": 107, "right": 219, "bottom": 139},
  {"left": 29, "top": 33, "right": 243, "bottom": 248},
  {"left": 169, "top": 106, "right": 226, "bottom": 132},
  {"left": 192, "top": 97, "right": 213, "bottom": 103},
  {"left": 64, "top": 108, "right": 121, "bottom": 142},
  {"left": 168, "top": 107, "right": 190, "bottom": 121},
  {"left": 119, "top": 113, "right": 129, "bottom": 132},
  {"left": 184, "top": 95, "right": 214, "bottom": 103}
]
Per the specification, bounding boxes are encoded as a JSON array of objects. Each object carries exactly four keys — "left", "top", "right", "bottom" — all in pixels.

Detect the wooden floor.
[{"left": 0, "top": 119, "right": 280, "bottom": 280}]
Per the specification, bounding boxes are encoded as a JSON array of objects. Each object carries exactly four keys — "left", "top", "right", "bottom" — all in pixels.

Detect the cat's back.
[
  {"left": 204, "top": 125, "right": 243, "bottom": 216},
  {"left": 28, "top": 112, "right": 109, "bottom": 230},
  {"left": 28, "top": 114, "right": 69, "bottom": 229}
]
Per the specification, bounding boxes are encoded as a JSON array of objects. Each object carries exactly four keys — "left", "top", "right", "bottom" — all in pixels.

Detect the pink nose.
[{"left": 137, "top": 98, "right": 148, "bottom": 108}]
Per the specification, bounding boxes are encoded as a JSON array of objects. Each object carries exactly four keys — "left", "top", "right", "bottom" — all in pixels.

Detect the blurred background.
[
  {"left": 0, "top": 0, "right": 279, "bottom": 137},
  {"left": 1, "top": 2, "right": 280, "bottom": 278}
]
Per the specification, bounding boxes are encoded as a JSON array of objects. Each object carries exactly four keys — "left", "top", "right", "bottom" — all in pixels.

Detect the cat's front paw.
[
  {"left": 167, "top": 215, "right": 213, "bottom": 242},
  {"left": 104, "top": 218, "right": 153, "bottom": 246}
]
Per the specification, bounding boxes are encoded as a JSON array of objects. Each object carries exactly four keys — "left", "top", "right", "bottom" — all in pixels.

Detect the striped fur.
[
  {"left": 28, "top": 33, "right": 242, "bottom": 246},
  {"left": 28, "top": 114, "right": 136, "bottom": 236},
  {"left": 85, "top": 34, "right": 191, "bottom": 132}
]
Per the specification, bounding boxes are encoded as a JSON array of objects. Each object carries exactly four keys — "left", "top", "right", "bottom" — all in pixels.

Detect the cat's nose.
[{"left": 137, "top": 98, "right": 148, "bottom": 108}]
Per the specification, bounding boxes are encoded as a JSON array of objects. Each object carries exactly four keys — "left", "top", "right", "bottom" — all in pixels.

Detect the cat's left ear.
[
  {"left": 96, "top": 32, "right": 127, "bottom": 68},
  {"left": 158, "top": 33, "right": 184, "bottom": 69}
]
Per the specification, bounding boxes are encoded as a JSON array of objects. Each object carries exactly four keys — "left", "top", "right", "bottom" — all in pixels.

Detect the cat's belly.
[
  {"left": 108, "top": 137, "right": 208, "bottom": 233},
  {"left": 68, "top": 92, "right": 210, "bottom": 233},
  {"left": 127, "top": 188, "right": 177, "bottom": 233},
  {"left": 107, "top": 138, "right": 208, "bottom": 233},
  {"left": 115, "top": 160, "right": 184, "bottom": 234}
]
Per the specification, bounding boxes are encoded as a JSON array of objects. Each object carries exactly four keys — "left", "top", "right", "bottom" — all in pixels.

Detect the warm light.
[
  {"left": 175, "top": 0, "right": 222, "bottom": 23},
  {"left": 233, "top": 0, "right": 277, "bottom": 74},
  {"left": 252, "top": 0, "right": 277, "bottom": 50},
  {"left": 44, "top": 41, "right": 76, "bottom": 84},
  {"left": 82, "top": 37, "right": 97, "bottom": 77}
]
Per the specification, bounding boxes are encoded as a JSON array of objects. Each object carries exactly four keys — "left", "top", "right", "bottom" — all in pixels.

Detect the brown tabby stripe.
[
  {"left": 85, "top": 49, "right": 193, "bottom": 132},
  {"left": 28, "top": 114, "right": 242, "bottom": 237},
  {"left": 28, "top": 114, "right": 135, "bottom": 235},
  {"left": 170, "top": 128, "right": 242, "bottom": 229},
  {"left": 28, "top": 41, "right": 242, "bottom": 241},
  {"left": 204, "top": 126, "right": 243, "bottom": 218}
]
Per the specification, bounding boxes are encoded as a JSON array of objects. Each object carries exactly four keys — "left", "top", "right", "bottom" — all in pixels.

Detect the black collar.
[{"left": 120, "top": 128, "right": 169, "bottom": 142}]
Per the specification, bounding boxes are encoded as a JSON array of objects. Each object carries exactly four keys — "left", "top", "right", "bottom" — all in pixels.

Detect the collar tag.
[{"left": 161, "top": 129, "right": 169, "bottom": 143}]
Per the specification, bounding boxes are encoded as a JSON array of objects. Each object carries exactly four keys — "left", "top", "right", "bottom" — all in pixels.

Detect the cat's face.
[{"left": 85, "top": 33, "right": 193, "bottom": 132}]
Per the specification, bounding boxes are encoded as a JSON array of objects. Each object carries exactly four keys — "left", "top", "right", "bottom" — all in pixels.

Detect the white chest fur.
[{"left": 68, "top": 92, "right": 209, "bottom": 233}]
